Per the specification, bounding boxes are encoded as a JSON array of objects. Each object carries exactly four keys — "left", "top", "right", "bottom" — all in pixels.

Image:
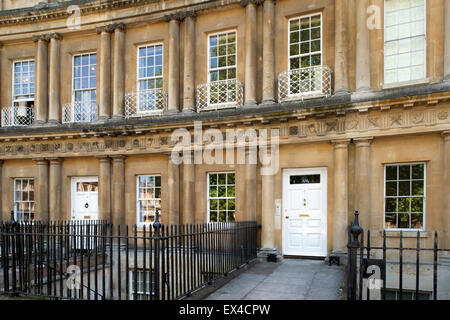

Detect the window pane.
[
  {"left": 384, "top": 0, "right": 425, "bottom": 84},
  {"left": 385, "top": 198, "right": 397, "bottom": 212},
  {"left": 386, "top": 181, "right": 397, "bottom": 196},
  {"left": 411, "top": 164, "right": 424, "bottom": 179},
  {"left": 208, "top": 172, "right": 236, "bottom": 223},
  {"left": 411, "top": 213, "right": 423, "bottom": 229},
  {"left": 385, "top": 213, "right": 397, "bottom": 228}
]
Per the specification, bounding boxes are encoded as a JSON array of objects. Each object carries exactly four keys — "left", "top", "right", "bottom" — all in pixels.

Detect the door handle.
[{"left": 285, "top": 216, "right": 289, "bottom": 219}]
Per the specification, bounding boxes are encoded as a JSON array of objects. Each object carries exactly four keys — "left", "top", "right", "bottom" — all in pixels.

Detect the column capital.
[
  {"left": 331, "top": 139, "right": 351, "bottom": 148},
  {"left": 48, "top": 157, "right": 62, "bottom": 164},
  {"left": 96, "top": 24, "right": 117, "bottom": 34},
  {"left": 96, "top": 155, "right": 110, "bottom": 161},
  {"left": 48, "top": 32, "right": 62, "bottom": 41},
  {"left": 354, "top": 137, "right": 373, "bottom": 147},
  {"left": 32, "top": 34, "right": 51, "bottom": 42},
  {"left": 110, "top": 155, "right": 126, "bottom": 161},
  {"left": 240, "top": 0, "right": 265, "bottom": 7},
  {"left": 164, "top": 12, "right": 186, "bottom": 22},
  {"left": 32, "top": 158, "right": 48, "bottom": 165},
  {"left": 442, "top": 131, "right": 450, "bottom": 141}
]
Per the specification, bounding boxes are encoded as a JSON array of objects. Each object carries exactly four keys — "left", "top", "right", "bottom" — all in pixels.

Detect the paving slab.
[{"left": 205, "top": 258, "right": 344, "bottom": 300}]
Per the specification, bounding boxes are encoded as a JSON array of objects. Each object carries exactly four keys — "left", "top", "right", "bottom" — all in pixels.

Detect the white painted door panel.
[{"left": 283, "top": 169, "right": 327, "bottom": 257}]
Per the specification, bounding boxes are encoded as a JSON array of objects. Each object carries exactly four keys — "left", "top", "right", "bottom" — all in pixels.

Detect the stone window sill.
[
  {"left": 380, "top": 230, "right": 431, "bottom": 238},
  {"left": 382, "top": 78, "right": 430, "bottom": 90}
]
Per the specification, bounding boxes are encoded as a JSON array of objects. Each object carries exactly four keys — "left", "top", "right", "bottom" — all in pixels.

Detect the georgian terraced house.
[{"left": 0, "top": 0, "right": 449, "bottom": 297}]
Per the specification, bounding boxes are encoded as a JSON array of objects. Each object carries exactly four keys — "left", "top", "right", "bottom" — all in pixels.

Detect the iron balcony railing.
[
  {"left": 125, "top": 88, "right": 167, "bottom": 118},
  {"left": 196, "top": 79, "right": 244, "bottom": 112},
  {"left": 62, "top": 101, "right": 98, "bottom": 123},
  {"left": 278, "top": 65, "right": 332, "bottom": 103},
  {"left": 1, "top": 106, "right": 35, "bottom": 127}
]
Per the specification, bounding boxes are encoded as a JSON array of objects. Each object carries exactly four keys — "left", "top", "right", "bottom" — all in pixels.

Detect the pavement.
[{"left": 204, "top": 258, "right": 345, "bottom": 300}]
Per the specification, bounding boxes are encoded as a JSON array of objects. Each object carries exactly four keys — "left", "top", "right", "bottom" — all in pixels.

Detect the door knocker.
[{"left": 84, "top": 203, "right": 89, "bottom": 209}]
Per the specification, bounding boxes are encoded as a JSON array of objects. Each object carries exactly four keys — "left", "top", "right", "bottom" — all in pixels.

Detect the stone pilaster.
[
  {"left": 96, "top": 25, "right": 114, "bottom": 121},
  {"left": 113, "top": 23, "right": 126, "bottom": 119},
  {"left": 0, "top": 160, "right": 3, "bottom": 221},
  {"left": 182, "top": 154, "right": 195, "bottom": 223},
  {"left": 165, "top": 16, "right": 181, "bottom": 113},
  {"left": 32, "top": 35, "right": 49, "bottom": 124},
  {"left": 355, "top": 0, "right": 371, "bottom": 91},
  {"left": 34, "top": 158, "right": 49, "bottom": 221},
  {"left": 444, "top": 0, "right": 450, "bottom": 81},
  {"left": 443, "top": 132, "right": 450, "bottom": 249},
  {"left": 261, "top": 155, "right": 275, "bottom": 249},
  {"left": 183, "top": 12, "right": 196, "bottom": 112},
  {"left": 111, "top": 155, "right": 125, "bottom": 227},
  {"left": 262, "top": 0, "right": 275, "bottom": 104},
  {"left": 354, "top": 138, "right": 373, "bottom": 231},
  {"left": 168, "top": 153, "right": 180, "bottom": 225},
  {"left": 242, "top": 0, "right": 259, "bottom": 106},
  {"left": 245, "top": 149, "right": 257, "bottom": 221},
  {"left": 334, "top": 0, "right": 349, "bottom": 94},
  {"left": 97, "top": 156, "right": 111, "bottom": 222},
  {"left": 331, "top": 139, "right": 350, "bottom": 257},
  {"left": 49, "top": 158, "right": 62, "bottom": 221},
  {"left": 48, "top": 33, "right": 62, "bottom": 123}
]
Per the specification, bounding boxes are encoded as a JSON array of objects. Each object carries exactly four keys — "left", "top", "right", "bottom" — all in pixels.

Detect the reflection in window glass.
[
  {"left": 137, "top": 44, "right": 164, "bottom": 112},
  {"left": 208, "top": 172, "right": 235, "bottom": 223},
  {"left": 13, "top": 60, "right": 35, "bottom": 103},
  {"left": 290, "top": 175, "right": 321, "bottom": 184},
  {"left": 14, "top": 178, "right": 35, "bottom": 222},
  {"left": 137, "top": 175, "right": 162, "bottom": 224},
  {"left": 73, "top": 53, "right": 97, "bottom": 103},
  {"left": 208, "top": 31, "right": 237, "bottom": 105},
  {"left": 384, "top": 0, "right": 426, "bottom": 84},
  {"left": 384, "top": 163, "right": 425, "bottom": 229},
  {"left": 288, "top": 14, "right": 322, "bottom": 94},
  {"left": 129, "top": 270, "right": 156, "bottom": 300}
]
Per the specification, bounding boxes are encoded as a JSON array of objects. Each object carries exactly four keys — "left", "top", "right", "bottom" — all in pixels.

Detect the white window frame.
[
  {"left": 129, "top": 269, "right": 155, "bottom": 300},
  {"left": 207, "top": 30, "right": 238, "bottom": 107},
  {"left": 383, "top": 0, "right": 427, "bottom": 85},
  {"left": 136, "top": 43, "right": 164, "bottom": 114},
  {"left": 206, "top": 171, "right": 236, "bottom": 223},
  {"left": 136, "top": 175, "right": 162, "bottom": 227},
  {"left": 12, "top": 59, "right": 35, "bottom": 105},
  {"left": 383, "top": 162, "right": 426, "bottom": 231},
  {"left": 287, "top": 12, "right": 323, "bottom": 97},
  {"left": 72, "top": 52, "right": 97, "bottom": 104},
  {"left": 13, "top": 178, "right": 35, "bottom": 222}
]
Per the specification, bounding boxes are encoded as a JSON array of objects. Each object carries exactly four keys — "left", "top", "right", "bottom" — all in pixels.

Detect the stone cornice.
[{"left": 0, "top": 0, "right": 225, "bottom": 27}]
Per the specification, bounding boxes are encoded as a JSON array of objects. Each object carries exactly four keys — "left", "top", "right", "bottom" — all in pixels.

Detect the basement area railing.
[
  {"left": 346, "top": 211, "right": 450, "bottom": 300},
  {"left": 0, "top": 213, "right": 257, "bottom": 300}
]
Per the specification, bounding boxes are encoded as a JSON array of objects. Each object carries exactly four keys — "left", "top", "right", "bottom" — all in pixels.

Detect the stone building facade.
[{"left": 0, "top": 0, "right": 449, "bottom": 284}]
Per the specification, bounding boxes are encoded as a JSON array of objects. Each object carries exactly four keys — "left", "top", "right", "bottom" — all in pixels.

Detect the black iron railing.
[
  {"left": 346, "top": 211, "right": 449, "bottom": 300},
  {"left": 0, "top": 214, "right": 257, "bottom": 300}
]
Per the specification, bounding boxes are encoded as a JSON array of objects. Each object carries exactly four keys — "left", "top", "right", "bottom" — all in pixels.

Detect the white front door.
[
  {"left": 282, "top": 168, "right": 327, "bottom": 257},
  {"left": 71, "top": 177, "right": 99, "bottom": 221}
]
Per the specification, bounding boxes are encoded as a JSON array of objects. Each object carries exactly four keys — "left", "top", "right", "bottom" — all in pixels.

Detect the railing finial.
[{"left": 153, "top": 208, "right": 161, "bottom": 236}]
